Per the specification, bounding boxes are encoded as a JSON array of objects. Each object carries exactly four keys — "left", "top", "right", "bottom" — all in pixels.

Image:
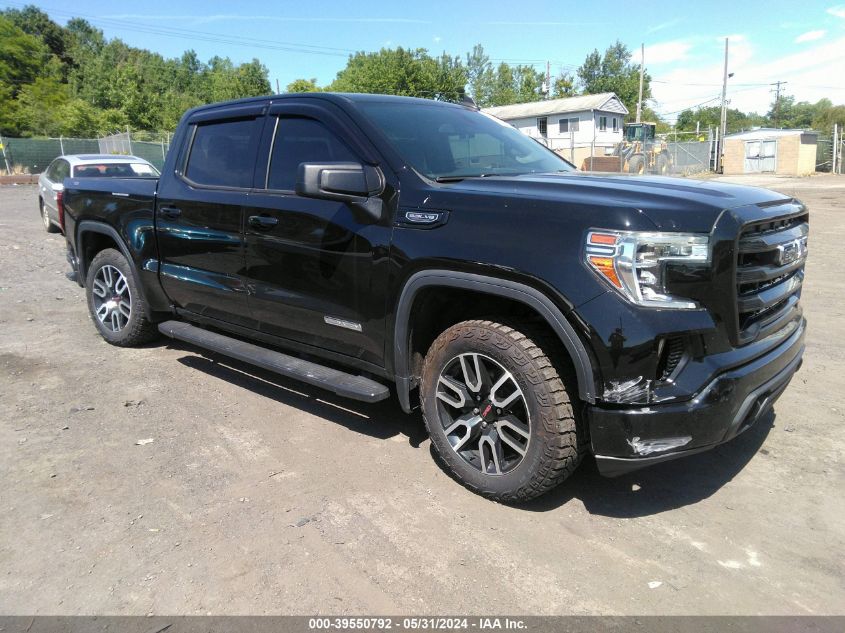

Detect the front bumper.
[{"left": 590, "top": 318, "right": 805, "bottom": 477}]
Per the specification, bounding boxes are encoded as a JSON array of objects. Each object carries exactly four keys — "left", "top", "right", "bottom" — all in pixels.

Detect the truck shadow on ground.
[{"left": 173, "top": 343, "right": 776, "bottom": 519}]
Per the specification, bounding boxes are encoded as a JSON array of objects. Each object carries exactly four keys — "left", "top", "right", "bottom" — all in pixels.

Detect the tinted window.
[
  {"left": 54, "top": 160, "right": 70, "bottom": 182},
  {"left": 357, "top": 102, "right": 573, "bottom": 180},
  {"left": 73, "top": 162, "right": 159, "bottom": 178},
  {"left": 185, "top": 118, "right": 260, "bottom": 188},
  {"left": 45, "top": 160, "right": 59, "bottom": 181},
  {"left": 267, "top": 117, "right": 358, "bottom": 191}
]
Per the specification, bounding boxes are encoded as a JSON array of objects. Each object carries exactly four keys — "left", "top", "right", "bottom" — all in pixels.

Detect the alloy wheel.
[
  {"left": 91, "top": 265, "right": 132, "bottom": 332},
  {"left": 435, "top": 352, "right": 531, "bottom": 476}
]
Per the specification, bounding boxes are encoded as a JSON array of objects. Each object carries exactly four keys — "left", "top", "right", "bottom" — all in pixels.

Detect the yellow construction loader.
[{"left": 583, "top": 122, "right": 673, "bottom": 174}]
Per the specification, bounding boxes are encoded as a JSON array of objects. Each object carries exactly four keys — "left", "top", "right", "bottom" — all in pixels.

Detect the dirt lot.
[{"left": 1, "top": 176, "right": 843, "bottom": 616}]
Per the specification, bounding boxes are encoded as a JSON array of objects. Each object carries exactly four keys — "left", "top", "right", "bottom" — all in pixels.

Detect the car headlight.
[{"left": 585, "top": 230, "right": 710, "bottom": 309}]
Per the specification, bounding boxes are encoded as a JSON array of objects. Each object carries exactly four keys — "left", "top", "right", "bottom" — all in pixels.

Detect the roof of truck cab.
[{"left": 185, "top": 92, "right": 467, "bottom": 115}]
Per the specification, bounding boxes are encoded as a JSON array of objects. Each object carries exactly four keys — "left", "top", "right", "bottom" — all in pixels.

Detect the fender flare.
[
  {"left": 392, "top": 270, "right": 597, "bottom": 413},
  {"left": 76, "top": 221, "right": 152, "bottom": 318}
]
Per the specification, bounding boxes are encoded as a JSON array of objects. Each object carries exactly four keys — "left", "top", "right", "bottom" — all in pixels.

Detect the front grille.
[{"left": 735, "top": 211, "right": 808, "bottom": 344}]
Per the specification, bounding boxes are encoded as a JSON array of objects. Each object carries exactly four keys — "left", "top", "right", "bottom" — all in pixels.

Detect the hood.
[{"left": 438, "top": 172, "right": 791, "bottom": 233}]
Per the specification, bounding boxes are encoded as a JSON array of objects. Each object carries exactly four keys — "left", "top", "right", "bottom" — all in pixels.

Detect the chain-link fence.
[
  {"left": 98, "top": 131, "right": 171, "bottom": 170},
  {"left": 0, "top": 137, "right": 100, "bottom": 174},
  {"left": 576, "top": 140, "right": 713, "bottom": 175},
  {"left": 0, "top": 132, "right": 172, "bottom": 175}
]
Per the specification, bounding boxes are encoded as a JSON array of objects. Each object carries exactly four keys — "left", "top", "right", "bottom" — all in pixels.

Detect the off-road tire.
[
  {"left": 421, "top": 319, "right": 584, "bottom": 502},
  {"left": 628, "top": 155, "right": 645, "bottom": 175},
  {"left": 85, "top": 248, "right": 158, "bottom": 347},
  {"left": 40, "top": 198, "right": 60, "bottom": 233}
]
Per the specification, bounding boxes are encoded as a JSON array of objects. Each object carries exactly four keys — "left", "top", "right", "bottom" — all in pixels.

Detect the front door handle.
[
  {"left": 248, "top": 215, "right": 279, "bottom": 229},
  {"left": 159, "top": 206, "right": 182, "bottom": 219}
]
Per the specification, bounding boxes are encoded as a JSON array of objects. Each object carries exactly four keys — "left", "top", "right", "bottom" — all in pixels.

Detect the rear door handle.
[
  {"left": 248, "top": 215, "right": 279, "bottom": 229},
  {"left": 159, "top": 206, "right": 182, "bottom": 219}
]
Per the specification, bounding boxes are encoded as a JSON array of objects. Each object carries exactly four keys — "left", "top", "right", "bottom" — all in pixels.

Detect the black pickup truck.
[{"left": 62, "top": 93, "right": 808, "bottom": 501}]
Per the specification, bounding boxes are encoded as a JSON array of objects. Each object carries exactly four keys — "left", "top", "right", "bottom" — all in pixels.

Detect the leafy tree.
[
  {"left": 328, "top": 47, "right": 466, "bottom": 101},
  {"left": 465, "top": 44, "right": 492, "bottom": 103},
  {"left": 767, "top": 95, "right": 829, "bottom": 129},
  {"left": 0, "top": 16, "right": 49, "bottom": 95},
  {"left": 577, "top": 40, "right": 649, "bottom": 117},
  {"left": 1, "top": 5, "right": 69, "bottom": 66},
  {"left": 13, "top": 59, "right": 69, "bottom": 136},
  {"left": 552, "top": 72, "right": 576, "bottom": 98},
  {"left": 675, "top": 105, "right": 765, "bottom": 134},
  {"left": 286, "top": 78, "right": 321, "bottom": 93},
  {"left": 812, "top": 104, "right": 845, "bottom": 131}
]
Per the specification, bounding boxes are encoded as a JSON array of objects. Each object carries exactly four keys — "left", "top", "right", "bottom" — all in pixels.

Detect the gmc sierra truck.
[{"left": 62, "top": 93, "right": 808, "bottom": 501}]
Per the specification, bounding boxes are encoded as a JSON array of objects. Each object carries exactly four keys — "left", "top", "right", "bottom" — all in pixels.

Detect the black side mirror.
[{"left": 296, "top": 162, "right": 385, "bottom": 222}]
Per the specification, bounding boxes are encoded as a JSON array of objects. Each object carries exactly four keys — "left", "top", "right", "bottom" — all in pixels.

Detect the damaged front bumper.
[{"left": 589, "top": 318, "right": 806, "bottom": 477}]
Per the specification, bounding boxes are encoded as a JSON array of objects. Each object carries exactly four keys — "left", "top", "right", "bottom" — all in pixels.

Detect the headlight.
[{"left": 585, "top": 230, "right": 710, "bottom": 309}]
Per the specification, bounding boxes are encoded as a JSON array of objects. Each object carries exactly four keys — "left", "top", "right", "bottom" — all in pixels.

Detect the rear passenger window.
[
  {"left": 185, "top": 118, "right": 261, "bottom": 188},
  {"left": 267, "top": 117, "right": 358, "bottom": 191},
  {"left": 54, "top": 160, "right": 69, "bottom": 182}
]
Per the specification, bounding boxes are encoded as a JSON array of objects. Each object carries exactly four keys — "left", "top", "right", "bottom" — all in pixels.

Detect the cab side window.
[
  {"left": 267, "top": 117, "right": 358, "bottom": 191},
  {"left": 185, "top": 117, "right": 262, "bottom": 188}
]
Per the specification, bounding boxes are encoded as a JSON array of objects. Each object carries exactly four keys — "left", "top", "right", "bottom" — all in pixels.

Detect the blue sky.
[{"left": 10, "top": 0, "right": 845, "bottom": 121}]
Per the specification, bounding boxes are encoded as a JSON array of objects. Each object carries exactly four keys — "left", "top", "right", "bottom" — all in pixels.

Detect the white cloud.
[
  {"left": 827, "top": 5, "right": 845, "bottom": 18},
  {"left": 650, "top": 35, "right": 845, "bottom": 121},
  {"left": 647, "top": 19, "right": 681, "bottom": 34},
  {"left": 633, "top": 41, "right": 692, "bottom": 65},
  {"left": 795, "top": 30, "right": 826, "bottom": 43},
  {"left": 433, "top": 35, "right": 442, "bottom": 43}
]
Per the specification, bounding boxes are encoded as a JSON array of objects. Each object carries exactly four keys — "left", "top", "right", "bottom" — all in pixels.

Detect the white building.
[{"left": 482, "top": 92, "right": 629, "bottom": 168}]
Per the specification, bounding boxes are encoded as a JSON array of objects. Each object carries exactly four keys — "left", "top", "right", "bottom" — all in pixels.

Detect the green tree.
[
  {"left": 812, "top": 104, "right": 845, "bottom": 131},
  {"left": 13, "top": 59, "right": 69, "bottom": 136},
  {"left": 0, "top": 16, "right": 49, "bottom": 95},
  {"left": 675, "top": 105, "right": 765, "bottom": 134},
  {"left": 286, "top": 78, "right": 321, "bottom": 93},
  {"left": 552, "top": 72, "right": 576, "bottom": 98},
  {"left": 328, "top": 47, "right": 466, "bottom": 101},
  {"left": 465, "top": 44, "right": 492, "bottom": 103},
  {"left": 767, "top": 95, "right": 829, "bottom": 129},
  {"left": 577, "top": 40, "right": 649, "bottom": 117},
  {"left": 1, "top": 5, "right": 70, "bottom": 67}
]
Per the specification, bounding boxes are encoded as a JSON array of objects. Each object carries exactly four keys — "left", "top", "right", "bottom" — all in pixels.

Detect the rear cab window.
[{"left": 184, "top": 117, "right": 263, "bottom": 189}]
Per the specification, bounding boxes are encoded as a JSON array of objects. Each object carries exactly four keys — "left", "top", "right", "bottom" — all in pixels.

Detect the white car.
[{"left": 38, "top": 154, "right": 160, "bottom": 233}]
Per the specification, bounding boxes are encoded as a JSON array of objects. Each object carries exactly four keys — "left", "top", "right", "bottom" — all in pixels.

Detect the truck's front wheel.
[
  {"left": 421, "top": 320, "right": 583, "bottom": 502},
  {"left": 85, "top": 248, "right": 158, "bottom": 347}
]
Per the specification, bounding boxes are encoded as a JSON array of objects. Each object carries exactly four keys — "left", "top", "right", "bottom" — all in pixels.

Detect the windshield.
[
  {"left": 72, "top": 162, "right": 160, "bottom": 178},
  {"left": 357, "top": 102, "right": 574, "bottom": 180}
]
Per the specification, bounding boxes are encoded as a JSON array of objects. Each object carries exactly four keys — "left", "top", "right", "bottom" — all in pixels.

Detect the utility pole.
[
  {"left": 546, "top": 61, "right": 551, "bottom": 99},
  {"left": 636, "top": 43, "right": 644, "bottom": 123},
  {"left": 276, "top": 78, "right": 281, "bottom": 94},
  {"left": 719, "top": 37, "right": 729, "bottom": 172},
  {"left": 771, "top": 80, "right": 787, "bottom": 127}
]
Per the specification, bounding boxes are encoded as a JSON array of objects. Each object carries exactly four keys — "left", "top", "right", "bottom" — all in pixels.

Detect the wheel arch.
[
  {"left": 76, "top": 221, "right": 152, "bottom": 318},
  {"left": 392, "top": 270, "right": 597, "bottom": 413}
]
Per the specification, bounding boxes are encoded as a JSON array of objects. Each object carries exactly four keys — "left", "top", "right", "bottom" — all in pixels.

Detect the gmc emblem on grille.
[{"left": 776, "top": 237, "right": 808, "bottom": 266}]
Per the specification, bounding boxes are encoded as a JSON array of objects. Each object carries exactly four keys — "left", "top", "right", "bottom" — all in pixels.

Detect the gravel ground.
[{"left": 0, "top": 176, "right": 843, "bottom": 615}]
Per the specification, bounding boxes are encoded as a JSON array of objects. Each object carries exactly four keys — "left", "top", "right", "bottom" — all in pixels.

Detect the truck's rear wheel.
[
  {"left": 85, "top": 248, "right": 158, "bottom": 347},
  {"left": 421, "top": 320, "right": 583, "bottom": 502}
]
